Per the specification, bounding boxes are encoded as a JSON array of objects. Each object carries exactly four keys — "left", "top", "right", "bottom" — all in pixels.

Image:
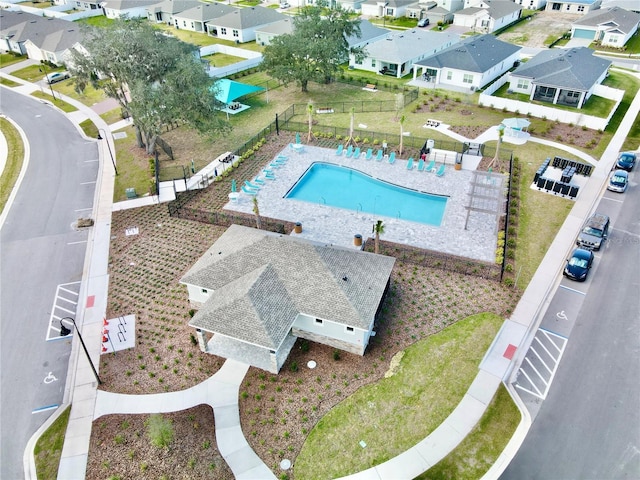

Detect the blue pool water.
[{"left": 285, "top": 163, "right": 447, "bottom": 226}]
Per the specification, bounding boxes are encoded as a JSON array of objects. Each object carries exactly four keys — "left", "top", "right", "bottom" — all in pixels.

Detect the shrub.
[
  {"left": 188, "top": 309, "right": 196, "bottom": 318},
  {"left": 190, "top": 333, "right": 197, "bottom": 345},
  {"left": 290, "top": 361, "right": 298, "bottom": 372},
  {"left": 145, "top": 414, "right": 173, "bottom": 449},
  {"left": 332, "top": 349, "right": 341, "bottom": 361}
]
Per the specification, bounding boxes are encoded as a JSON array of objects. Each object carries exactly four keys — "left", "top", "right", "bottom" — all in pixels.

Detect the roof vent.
[{"left": 342, "top": 276, "right": 348, "bottom": 281}]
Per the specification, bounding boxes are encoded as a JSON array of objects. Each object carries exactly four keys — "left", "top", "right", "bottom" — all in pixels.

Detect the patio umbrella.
[
  {"left": 296, "top": 132, "right": 301, "bottom": 145},
  {"left": 231, "top": 179, "right": 237, "bottom": 193}
]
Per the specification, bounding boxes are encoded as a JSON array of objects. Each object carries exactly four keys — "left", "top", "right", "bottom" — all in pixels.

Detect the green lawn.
[
  {"left": 30, "top": 91, "right": 78, "bottom": 113},
  {"left": 75, "top": 15, "right": 115, "bottom": 28},
  {"left": 34, "top": 407, "right": 71, "bottom": 480},
  {"left": 10, "top": 64, "right": 63, "bottom": 83},
  {"left": 0, "top": 53, "right": 27, "bottom": 68},
  {"left": 202, "top": 52, "right": 246, "bottom": 68},
  {"left": 0, "top": 77, "right": 20, "bottom": 87},
  {"left": 294, "top": 313, "right": 504, "bottom": 479}
]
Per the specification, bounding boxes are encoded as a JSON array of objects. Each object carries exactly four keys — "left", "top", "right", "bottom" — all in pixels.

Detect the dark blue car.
[
  {"left": 615, "top": 152, "right": 636, "bottom": 171},
  {"left": 563, "top": 248, "right": 594, "bottom": 282}
]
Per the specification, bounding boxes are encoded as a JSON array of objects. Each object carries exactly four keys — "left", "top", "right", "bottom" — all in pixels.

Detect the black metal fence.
[{"left": 363, "top": 238, "right": 501, "bottom": 281}]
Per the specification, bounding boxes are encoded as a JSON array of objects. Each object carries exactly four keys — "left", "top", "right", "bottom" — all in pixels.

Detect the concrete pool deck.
[{"left": 224, "top": 145, "right": 502, "bottom": 263}]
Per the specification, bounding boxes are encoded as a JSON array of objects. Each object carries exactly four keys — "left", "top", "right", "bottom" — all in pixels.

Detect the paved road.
[
  {"left": 0, "top": 88, "right": 98, "bottom": 479},
  {"left": 503, "top": 167, "right": 640, "bottom": 478}
]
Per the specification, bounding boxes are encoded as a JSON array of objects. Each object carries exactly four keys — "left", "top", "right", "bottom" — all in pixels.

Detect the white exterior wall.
[
  {"left": 508, "top": 74, "right": 534, "bottom": 95},
  {"left": 513, "top": 0, "right": 546, "bottom": 9},
  {"left": 292, "top": 313, "right": 369, "bottom": 351},
  {"left": 185, "top": 283, "right": 213, "bottom": 305},
  {"left": 493, "top": 10, "right": 520, "bottom": 30},
  {"left": 173, "top": 16, "right": 205, "bottom": 32},
  {"left": 454, "top": 12, "right": 481, "bottom": 27},
  {"left": 361, "top": 3, "right": 384, "bottom": 17},
  {"left": 601, "top": 26, "right": 636, "bottom": 47},
  {"left": 103, "top": 6, "right": 149, "bottom": 19},
  {"left": 546, "top": 1, "right": 601, "bottom": 14}
]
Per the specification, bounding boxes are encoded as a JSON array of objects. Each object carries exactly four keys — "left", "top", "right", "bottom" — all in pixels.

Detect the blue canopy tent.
[{"left": 212, "top": 79, "right": 265, "bottom": 115}]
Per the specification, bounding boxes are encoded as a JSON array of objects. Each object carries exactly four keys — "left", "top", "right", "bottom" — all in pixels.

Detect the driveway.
[{"left": 497, "top": 11, "right": 581, "bottom": 48}]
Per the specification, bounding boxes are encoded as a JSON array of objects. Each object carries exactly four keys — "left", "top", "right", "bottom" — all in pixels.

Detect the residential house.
[
  {"left": 146, "top": 0, "right": 203, "bottom": 24},
  {"left": 205, "top": 6, "right": 286, "bottom": 43},
  {"left": 52, "top": 0, "right": 101, "bottom": 11},
  {"left": 182, "top": 225, "right": 395, "bottom": 374},
  {"left": 100, "top": 0, "right": 159, "bottom": 19},
  {"left": 571, "top": 6, "right": 640, "bottom": 47},
  {"left": 453, "top": 0, "right": 522, "bottom": 33},
  {"left": 361, "top": 0, "right": 419, "bottom": 18},
  {"left": 350, "top": 28, "right": 459, "bottom": 78},
  {"left": 545, "top": 0, "right": 601, "bottom": 14},
  {"left": 173, "top": 3, "right": 237, "bottom": 33},
  {"left": 255, "top": 18, "right": 294, "bottom": 46},
  {"left": 412, "top": 34, "right": 521, "bottom": 91},
  {"left": 601, "top": 0, "right": 640, "bottom": 13},
  {"left": 508, "top": 47, "right": 611, "bottom": 108},
  {"left": 511, "top": 0, "right": 547, "bottom": 10},
  {"left": 0, "top": 10, "right": 84, "bottom": 65}
]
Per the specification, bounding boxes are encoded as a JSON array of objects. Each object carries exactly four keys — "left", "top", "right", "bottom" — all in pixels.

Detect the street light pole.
[
  {"left": 97, "top": 128, "right": 118, "bottom": 175},
  {"left": 383, "top": 1, "right": 389, "bottom": 28},
  {"left": 38, "top": 61, "right": 57, "bottom": 101},
  {"left": 60, "top": 317, "right": 103, "bottom": 385}
]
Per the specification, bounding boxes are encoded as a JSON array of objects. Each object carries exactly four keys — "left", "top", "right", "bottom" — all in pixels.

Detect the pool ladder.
[{"left": 320, "top": 196, "right": 326, "bottom": 205}]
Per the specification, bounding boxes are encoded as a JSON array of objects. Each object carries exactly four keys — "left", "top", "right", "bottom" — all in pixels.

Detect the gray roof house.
[
  {"left": 146, "top": 0, "right": 203, "bottom": 24},
  {"left": 100, "top": 0, "right": 159, "bottom": 19},
  {"left": 172, "top": 3, "right": 237, "bottom": 33},
  {"left": 508, "top": 47, "right": 612, "bottom": 108},
  {"left": 0, "top": 11, "right": 83, "bottom": 65},
  {"left": 361, "top": 0, "right": 421, "bottom": 18},
  {"left": 412, "top": 34, "right": 521, "bottom": 91},
  {"left": 182, "top": 225, "right": 395, "bottom": 374},
  {"left": 350, "top": 28, "right": 459, "bottom": 78},
  {"left": 545, "top": 0, "right": 602, "bottom": 14},
  {"left": 453, "top": 0, "right": 522, "bottom": 33},
  {"left": 255, "top": 18, "right": 294, "bottom": 46},
  {"left": 205, "top": 6, "right": 285, "bottom": 43},
  {"left": 571, "top": 6, "right": 640, "bottom": 47}
]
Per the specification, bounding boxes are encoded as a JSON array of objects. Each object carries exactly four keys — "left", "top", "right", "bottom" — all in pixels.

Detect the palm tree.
[
  {"left": 372, "top": 220, "right": 385, "bottom": 254},
  {"left": 398, "top": 114, "right": 406, "bottom": 156},
  {"left": 487, "top": 126, "right": 504, "bottom": 170},
  {"left": 307, "top": 103, "right": 315, "bottom": 143},
  {"left": 252, "top": 197, "right": 262, "bottom": 230},
  {"left": 344, "top": 107, "right": 358, "bottom": 146}
]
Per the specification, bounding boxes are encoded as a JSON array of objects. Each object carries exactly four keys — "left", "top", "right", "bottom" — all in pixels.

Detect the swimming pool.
[{"left": 285, "top": 163, "right": 447, "bottom": 226}]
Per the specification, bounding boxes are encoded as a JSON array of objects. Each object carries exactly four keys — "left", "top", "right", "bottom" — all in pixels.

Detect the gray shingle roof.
[
  {"left": 0, "top": 11, "right": 83, "bottom": 51},
  {"left": 364, "top": 29, "right": 459, "bottom": 64},
  {"left": 174, "top": 3, "right": 236, "bottom": 22},
  {"left": 183, "top": 225, "right": 395, "bottom": 350},
  {"left": 346, "top": 20, "right": 388, "bottom": 46},
  {"left": 101, "top": 0, "right": 159, "bottom": 10},
  {"left": 207, "top": 6, "right": 285, "bottom": 29},
  {"left": 255, "top": 18, "right": 294, "bottom": 36},
  {"left": 147, "top": 0, "right": 203, "bottom": 15},
  {"left": 572, "top": 6, "right": 640, "bottom": 34},
  {"left": 414, "top": 34, "right": 521, "bottom": 72},
  {"left": 510, "top": 47, "right": 611, "bottom": 90}
]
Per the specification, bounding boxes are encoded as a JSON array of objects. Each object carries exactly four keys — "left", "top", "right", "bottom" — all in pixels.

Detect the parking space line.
[
  {"left": 530, "top": 346, "right": 553, "bottom": 374},
  {"left": 516, "top": 369, "right": 544, "bottom": 398},
  {"left": 559, "top": 284, "right": 587, "bottom": 295},
  {"left": 32, "top": 404, "right": 59, "bottom": 414},
  {"left": 601, "top": 196, "right": 624, "bottom": 203},
  {"left": 535, "top": 335, "right": 559, "bottom": 362},
  {"left": 80, "top": 181, "right": 96, "bottom": 185},
  {"left": 45, "top": 282, "right": 80, "bottom": 341},
  {"left": 67, "top": 240, "right": 88, "bottom": 245},
  {"left": 524, "top": 357, "right": 549, "bottom": 387},
  {"left": 540, "top": 329, "right": 564, "bottom": 354}
]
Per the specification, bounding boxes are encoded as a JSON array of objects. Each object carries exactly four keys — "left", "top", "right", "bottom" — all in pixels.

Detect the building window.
[
  {"left": 221, "top": 27, "right": 227, "bottom": 35},
  {"left": 315, "top": 318, "right": 323, "bottom": 325},
  {"left": 345, "top": 326, "right": 355, "bottom": 334},
  {"left": 233, "top": 30, "right": 239, "bottom": 37},
  {"left": 517, "top": 79, "right": 529, "bottom": 89},
  {"left": 463, "top": 73, "right": 473, "bottom": 84},
  {"left": 446, "top": 71, "right": 453, "bottom": 80},
  {"left": 371, "top": 59, "right": 376, "bottom": 68},
  {"left": 355, "top": 58, "right": 363, "bottom": 65}
]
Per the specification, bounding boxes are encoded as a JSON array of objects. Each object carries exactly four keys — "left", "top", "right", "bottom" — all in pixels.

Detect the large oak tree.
[
  {"left": 70, "top": 18, "right": 229, "bottom": 154},
  {"left": 261, "top": 3, "right": 362, "bottom": 92}
]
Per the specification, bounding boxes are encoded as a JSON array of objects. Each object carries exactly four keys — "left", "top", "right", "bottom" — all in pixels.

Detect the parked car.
[
  {"left": 607, "top": 169, "right": 628, "bottom": 193},
  {"left": 417, "top": 18, "right": 430, "bottom": 27},
  {"left": 576, "top": 213, "right": 609, "bottom": 250},
  {"left": 563, "top": 248, "right": 594, "bottom": 281},
  {"left": 615, "top": 151, "right": 636, "bottom": 171},
  {"left": 45, "top": 71, "right": 70, "bottom": 84},
  {"left": 279, "top": 2, "right": 290, "bottom": 8}
]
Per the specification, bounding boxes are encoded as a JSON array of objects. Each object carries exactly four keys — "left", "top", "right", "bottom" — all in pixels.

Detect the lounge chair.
[
  {"left": 273, "top": 156, "right": 287, "bottom": 164},
  {"left": 242, "top": 185, "right": 258, "bottom": 195},
  {"left": 353, "top": 147, "right": 361, "bottom": 159},
  {"left": 426, "top": 159, "right": 436, "bottom": 172},
  {"left": 375, "top": 149, "right": 383, "bottom": 161},
  {"left": 365, "top": 148, "right": 373, "bottom": 160},
  {"left": 245, "top": 180, "right": 261, "bottom": 190},
  {"left": 252, "top": 177, "right": 265, "bottom": 185},
  {"left": 336, "top": 144, "right": 344, "bottom": 155},
  {"left": 406, "top": 158, "right": 414, "bottom": 170},
  {"left": 436, "top": 164, "right": 446, "bottom": 177},
  {"left": 388, "top": 152, "right": 396, "bottom": 164},
  {"left": 276, "top": 154, "right": 288, "bottom": 161},
  {"left": 269, "top": 162, "right": 282, "bottom": 169},
  {"left": 264, "top": 171, "right": 276, "bottom": 180},
  {"left": 417, "top": 158, "right": 425, "bottom": 171},
  {"left": 345, "top": 145, "right": 354, "bottom": 158}
]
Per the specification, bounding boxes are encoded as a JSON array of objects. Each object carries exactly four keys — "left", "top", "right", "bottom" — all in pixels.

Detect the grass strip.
[
  {"left": 0, "top": 117, "right": 25, "bottom": 214},
  {"left": 34, "top": 406, "right": 71, "bottom": 480}
]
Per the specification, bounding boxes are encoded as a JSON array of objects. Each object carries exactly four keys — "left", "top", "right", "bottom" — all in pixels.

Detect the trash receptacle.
[
  {"left": 125, "top": 188, "right": 137, "bottom": 199},
  {"left": 354, "top": 234, "right": 362, "bottom": 247},
  {"left": 294, "top": 222, "right": 302, "bottom": 234}
]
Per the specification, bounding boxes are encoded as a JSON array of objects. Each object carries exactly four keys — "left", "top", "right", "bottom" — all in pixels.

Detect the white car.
[
  {"left": 45, "top": 71, "right": 70, "bottom": 84},
  {"left": 279, "top": 2, "right": 290, "bottom": 7}
]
